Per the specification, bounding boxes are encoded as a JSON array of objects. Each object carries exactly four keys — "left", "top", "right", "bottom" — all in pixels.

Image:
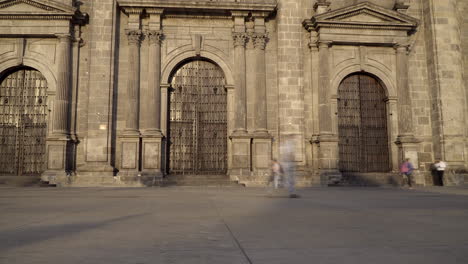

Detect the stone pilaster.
[
  {"left": 140, "top": 28, "right": 164, "bottom": 180},
  {"left": 42, "top": 34, "right": 72, "bottom": 184},
  {"left": 118, "top": 9, "right": 143, "bottom": 180},
  {"left": 232, "top": 32, "right": 248, "bottom": 135},
  {"left": 317, "top": 40, "right": 341, "bottom": 185},
  {"left": 394, "top": 44, "right": 420, "bottom": 169},
  {"left": 252, "top": 32, "right": 269, "bottom": 135},
  {"left": 53, "top": 34, "right": 72, "bottom": 135},
  {"left": 143, "top": 30, "right": 163, "bottom": 135},
  {"left": 124, "top": 29, "right": 142, "bottom": 135}
]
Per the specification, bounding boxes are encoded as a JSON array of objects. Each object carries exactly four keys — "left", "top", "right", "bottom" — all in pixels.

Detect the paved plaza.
[{"left": 1, "top": 186, "right": 468, "bottom": 264}]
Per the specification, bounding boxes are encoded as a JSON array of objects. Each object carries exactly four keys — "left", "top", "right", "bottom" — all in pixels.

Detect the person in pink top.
[{"left": 400, "top": 158, "right": 415, "bottom": 189}]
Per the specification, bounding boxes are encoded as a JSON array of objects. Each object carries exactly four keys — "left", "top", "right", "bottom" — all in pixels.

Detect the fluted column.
[
  {"left": 144, "top": 30, "right": 163, "bottom": 135},
  {"left": 232, "top": 32, "right": 248, "bottom": 134},
  {"left": 124, "top": 29, "right": 142, "bottom": 134},
  {"left": 395, "top": 44, "right": 414, "bottom": 137},
  {"left": 318, "top": 41, "right": 332, "bottom": 134},
  {"left": 252, "top": 32, "right": 268, "bottom": 135},
  {"left": 53, "top": 34, "right": 72, "bottom": 135}
]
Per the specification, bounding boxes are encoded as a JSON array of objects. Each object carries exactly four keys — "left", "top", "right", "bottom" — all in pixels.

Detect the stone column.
[
  {"left": 124, "top": 29, "right": 142, "bottom": 135},
  {"left": 317, "top": 40, "right": 341, "bottom": 185},
  {"left": 144, "top": 30, "right": 163, "bottom": 134},
  {"left": 118, "top": 24, "right": 143, "bottom": 181},
  {"left": 42, "top": 34, "right": 72, "bottom": 184},
  {"left": 252, "top": 32, "right": 269, "bottom": 135},
  {"left": 251, "top": 16, "right": 271, "bottom": 184},
  {"left": 53, "top": 34, "right": 72, "bottom": 135},
  {"left": 140, "top": 30, "right": 164, "bottom": 180},
  {"left": 394, "top": 44, "right": 420, "bottom": 182},
  {"left": 395, "top": 44, "right": 414, "bottom": 138},
  {"left": 232, "top": 32, "right": 248, "bottom": 135}
]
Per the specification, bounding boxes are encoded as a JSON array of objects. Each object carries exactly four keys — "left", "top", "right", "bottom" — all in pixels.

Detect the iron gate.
[
  {"left": 168, "top": 60, "right": 227, "bottom": 174},
  {"left": 0, "top": 68, "right": 48, "bottom": 176},
  {"left": 338, "top": 74, "right": 390, "bottom": 172}
]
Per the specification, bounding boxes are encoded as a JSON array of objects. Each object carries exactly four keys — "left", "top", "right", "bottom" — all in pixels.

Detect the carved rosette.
[
  {"left": 148, "top": 30, "right": 164, "bottom": 45},
  {"left": 125, "top": 29, "right": 142, "bottom": 45},
  {"left": 232, "top": 32, "right": 248, "bottom": 47},
  {"left": 252, "top": 33, "right": 268, "bottom": 50}
]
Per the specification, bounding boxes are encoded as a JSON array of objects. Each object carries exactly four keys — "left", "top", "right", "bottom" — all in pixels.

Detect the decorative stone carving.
[
  {"left": 125, "top": 29, "right": 142, "bottom": 45},
  {"left": 233, "top": 32, "right": 248, "bottom": 47},
  {"left": 147, "top": 30, "right": 164, "bottom": 44},
  {"left": 252, "top": 33, "right": 268, "bottom": 50}
]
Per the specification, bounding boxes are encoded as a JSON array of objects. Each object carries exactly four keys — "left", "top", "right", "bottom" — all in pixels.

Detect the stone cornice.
[
  {"left": 118, "top": 0, "right": 276, "bottom": 14},
  {"left": 0, "top": 0, "right": 76, "bottom": 20},
  {"left": 303, "top": 2, "right": 418, "bottom": 34}
]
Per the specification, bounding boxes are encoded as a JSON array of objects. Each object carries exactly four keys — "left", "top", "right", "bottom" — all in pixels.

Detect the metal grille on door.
[
  {"left": 338, "top": 74, "right": 390, "bottom": 172},
  {"left": 0, "top": 68, "right": 48, "bottom": 176},
  {"left": 168, "top": 60, "right": 227, "bottom": 175}
]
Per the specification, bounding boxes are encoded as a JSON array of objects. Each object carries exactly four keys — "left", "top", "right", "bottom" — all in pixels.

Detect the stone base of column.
[
  {"left": 251, "top": 135, "right": 272, "bottom": 185},
  {"left": 140, "top": 133, "right": 165, "bottom": 181},
  {"left": 41, "top": 136, "right": 71, "bottom": 185},
  {"left": 230, "top": 135, "right": 252, "bottom": 183},
  {"left": 396, "top": 135, "right": 423, "bottom": 185},
  {"left": 117, "top": 134, "right": 141, "bottom": 178},
  {"left": 316, "top": 134, "right": 342, "bottom": 186}
]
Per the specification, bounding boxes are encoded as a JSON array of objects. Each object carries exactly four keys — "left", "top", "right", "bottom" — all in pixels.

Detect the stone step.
[
  {"left": 161, "top": 174, "right": 239, "bottom": 187},
  {"left": 339, "top": 172, "right": 401, "bottom": 187}
]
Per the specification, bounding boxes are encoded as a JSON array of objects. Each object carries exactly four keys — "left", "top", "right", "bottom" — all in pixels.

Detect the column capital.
[
  {"left": 126, "top": 29, "right": 142, "bottom": 45},
  {"left": 147, "top": 30, "right": 164, "bottom": 45},
  {"left": 252, "top": 33, "right": 268, "bottom": 50},
  {"left": 233, "top": 32, "right": 248, "bottom": 47}
]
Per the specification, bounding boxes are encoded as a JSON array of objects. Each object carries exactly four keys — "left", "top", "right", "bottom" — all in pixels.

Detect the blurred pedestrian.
[
  {"left": 281, "top": 137, "right": 299, "bottom": 198},
  {"left": 270, "top": 159, "right": 283, "bottom": 189},
  {"left": 399, "top": 158, "right": 414, "bottom": 189}
]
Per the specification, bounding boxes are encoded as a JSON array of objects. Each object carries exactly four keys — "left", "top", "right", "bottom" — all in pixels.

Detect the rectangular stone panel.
[
  {"left": 143, "top": 142, "right": 160, "bottom": 170},
  {"left": 121, "top": 142, "right": 138, "bottom": 169},
  {"left": 86, "top": 137, "right": 108, "bottom": 162},
  {"left": 254, "top": 142, "right": 271, "bottom": 169},
  {"left": 47, "top": 145, "right": 65, "bottom": 170}
]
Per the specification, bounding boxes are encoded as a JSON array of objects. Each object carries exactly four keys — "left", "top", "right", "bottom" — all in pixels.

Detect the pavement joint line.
[{"left": 209, "top": 196, "right": 253, "bottom": 264}]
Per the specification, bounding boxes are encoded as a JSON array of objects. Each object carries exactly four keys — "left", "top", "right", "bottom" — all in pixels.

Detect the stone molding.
[{"left": 117, "top": 0, "right": 276, "bottom": 14}]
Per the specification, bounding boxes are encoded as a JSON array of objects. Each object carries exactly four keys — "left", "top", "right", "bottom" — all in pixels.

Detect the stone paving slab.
[{"left": 0, "top": 186, "right": 467, "bottom": 264}]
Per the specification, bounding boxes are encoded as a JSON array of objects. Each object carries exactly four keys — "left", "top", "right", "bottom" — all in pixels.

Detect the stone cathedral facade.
[{"left": 0, "top": 0, "right": 467, "bottom": 187}]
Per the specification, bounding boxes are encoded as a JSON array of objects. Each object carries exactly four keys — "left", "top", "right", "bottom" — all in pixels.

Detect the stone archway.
[
  {"left": 338, "top": 73, "right": 390, "bottom": 172},
  {"left": 167, "top": 59, "right": 228, "bottom": 175},
  {"left": 0, "top": 66, "right": 48, "bottom": 176}
]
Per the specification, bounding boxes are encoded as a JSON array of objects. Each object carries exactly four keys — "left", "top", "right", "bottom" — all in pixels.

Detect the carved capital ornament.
[
  {"left": 148, "top": 30, "right": 164, "bottom": 44},
  {"left": 125, "top": 29, "right": 142, "bottom": 45}
]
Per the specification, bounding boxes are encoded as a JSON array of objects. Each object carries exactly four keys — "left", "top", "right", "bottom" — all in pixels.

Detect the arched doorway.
[
  {"left": 0, "top": 67, "right": 48, "bottom": 176},
  {"left": 168, "top": 59, "right": 227, "bottom": 175},
  {"left": 338, "top": 73, "right": 390, "bottom": 172}
]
